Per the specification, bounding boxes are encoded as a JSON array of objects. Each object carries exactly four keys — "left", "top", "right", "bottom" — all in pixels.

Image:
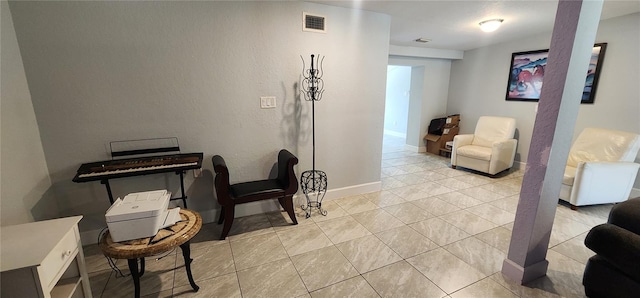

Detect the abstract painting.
[{"left": 505, "top": 43, "right": 607, "bottom": 103}]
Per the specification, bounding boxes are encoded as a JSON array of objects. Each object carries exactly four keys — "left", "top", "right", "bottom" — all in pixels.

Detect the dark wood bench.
[{"left": 212, "top": 149, "right": 299, "bottom": 240}]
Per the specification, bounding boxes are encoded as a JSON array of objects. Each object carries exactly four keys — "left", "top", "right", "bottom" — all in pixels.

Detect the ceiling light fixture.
[{"left": 479, "top": 19, "right": 504, "bottom": 32}]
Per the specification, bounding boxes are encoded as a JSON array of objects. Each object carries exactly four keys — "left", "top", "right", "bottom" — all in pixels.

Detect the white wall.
[
  {"left": 447, "top": 13, "right": 640, "bottom": 172},
  {"left": 384, "top": 65, "right": 411, "bottom": 136},
  {"left": 0, "top": 1, "right": 51, "bottom": 226},
  {"left": 7, "top": 1, "right": 390, "bottom": 233},
  {"left": 388, "top": 56, "right": 452, "bottom": 148}
]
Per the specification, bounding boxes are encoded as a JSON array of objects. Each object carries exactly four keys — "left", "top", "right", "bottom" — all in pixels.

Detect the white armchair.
[
  {"left": 451, "top": 116, "right": 517, "bottom": 175},
  {"left": 560, "top": 127, "right": 640, "bottom": 209}
]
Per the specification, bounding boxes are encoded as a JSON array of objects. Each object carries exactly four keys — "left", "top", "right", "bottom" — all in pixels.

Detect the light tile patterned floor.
[{"left": 84, "top": 135, "right": 612, "bottom": 297}]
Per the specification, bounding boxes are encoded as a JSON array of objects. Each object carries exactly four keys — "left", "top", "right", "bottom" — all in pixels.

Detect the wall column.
[{"left": 501, "top": 0, "right": 603, "bottom": 284}]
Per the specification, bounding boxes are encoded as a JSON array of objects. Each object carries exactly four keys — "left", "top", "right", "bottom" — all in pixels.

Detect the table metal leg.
[
  {"left": 180, "top": 241, "right": 199, "bottom": 292},
  {"left": 139, "top": 257, "right": 145, "bottom": 277},
  {"left": 127, "top": 258, "right": 142, "bottom": 298}
]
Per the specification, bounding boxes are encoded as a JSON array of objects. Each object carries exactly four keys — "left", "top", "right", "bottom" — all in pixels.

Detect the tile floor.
[{"left": 84, "top": 135, "right": 613, "bottom": 297}]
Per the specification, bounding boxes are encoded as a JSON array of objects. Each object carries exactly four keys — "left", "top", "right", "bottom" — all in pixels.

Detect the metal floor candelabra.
[
  {"left": 300, "top": 54, "right": 328, "bottom": 218},
  {"left": 300, "top": 170, "right": 327, "bottom": 218}
]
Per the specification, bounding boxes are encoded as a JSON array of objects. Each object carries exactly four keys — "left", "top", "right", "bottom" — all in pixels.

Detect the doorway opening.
[{"left": 383, "top": 65, "right": 411, "bottom": 154}]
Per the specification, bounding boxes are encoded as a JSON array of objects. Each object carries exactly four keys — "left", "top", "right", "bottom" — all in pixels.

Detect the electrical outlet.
[
  {"left": 260, "top": 96, "right": 276, "bottom": 109},
  {"left": 193, "top": 168, "right": 202, "bottom": 178}
]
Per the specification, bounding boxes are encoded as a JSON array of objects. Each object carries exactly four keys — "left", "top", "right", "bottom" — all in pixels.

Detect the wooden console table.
[{"left": 99, "top": 209, "right": 202, "bottom": 298}]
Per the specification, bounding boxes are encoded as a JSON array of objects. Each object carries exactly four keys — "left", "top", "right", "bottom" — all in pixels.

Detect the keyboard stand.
[{"left": 100, "top": 170, "right": 189, "bottom": 208}]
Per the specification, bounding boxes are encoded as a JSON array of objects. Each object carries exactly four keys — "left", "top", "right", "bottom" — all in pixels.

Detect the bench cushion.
[{"left": 230, "top": 179, "right": 285, "bottom": 198}]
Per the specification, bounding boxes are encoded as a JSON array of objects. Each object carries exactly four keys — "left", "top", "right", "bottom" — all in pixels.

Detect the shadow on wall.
[
  {"left": 281, "top": 81, "right": 305, "bottom": 154},
  {"left": 31, "top": 179, "right": 113, "bottom": 233}
]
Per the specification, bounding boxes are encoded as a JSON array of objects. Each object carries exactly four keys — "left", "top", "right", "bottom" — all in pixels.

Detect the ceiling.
[{"left": 309, "top": 0, "right": 640, "bottom": 51}]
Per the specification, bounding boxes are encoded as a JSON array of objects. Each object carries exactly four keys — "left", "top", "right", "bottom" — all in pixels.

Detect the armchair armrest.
[
  {"left": 585, "top": 223, "right": 640, "bottom": 281},
  {"left": 570, "top": 161, "right": 640, "bottom": 205},
  {"left": 453, "top": 134, "right": 474, "bottom": 147},
  {"left": 452, "top": 134, "right": 474, "bottom": 165},
  {"left": 488, "top": 139, "right": 517, "bottom": 174}
]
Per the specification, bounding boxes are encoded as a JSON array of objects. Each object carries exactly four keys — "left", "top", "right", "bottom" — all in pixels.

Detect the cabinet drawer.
[{"left": 38, "top": 228, "right": 79, "bottom": 290}]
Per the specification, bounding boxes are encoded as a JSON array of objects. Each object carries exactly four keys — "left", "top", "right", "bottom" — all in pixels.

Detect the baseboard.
[
  {"left": 80, "top": 181, "right": 382, "bottom": 245},
  {"left": 630, "top": 188, "right": 640, "bottom": 199},
  {"left": 404, "top": 144, "right": 422, "bottom": 152},
  {"left": 513, "top": 160, "right": 526, "bottom": 171}
]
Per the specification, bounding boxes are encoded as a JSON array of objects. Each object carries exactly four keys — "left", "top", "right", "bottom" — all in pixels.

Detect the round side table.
[{"left": 99, "top": 209, "right": 202, "bottom": 298}]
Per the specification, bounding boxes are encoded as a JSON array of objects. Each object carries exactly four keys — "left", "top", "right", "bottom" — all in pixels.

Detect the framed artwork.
[
  {"left": 505, "top": 43, "right": 607, "bottom": 104},
  {"left": 582, "top": 43, "right": 607, "bottom": 103}
]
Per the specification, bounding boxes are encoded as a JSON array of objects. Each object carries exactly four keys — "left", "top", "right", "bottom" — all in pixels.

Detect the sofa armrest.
[
  {"left": 609, "top": 198, "right": 640, "bottom": 235},
  {"left": 570, "top": 161, "right": 640, "bottom": 206},
  {"left": 585, "top": 223, "right": 640, "bottom": 281}
]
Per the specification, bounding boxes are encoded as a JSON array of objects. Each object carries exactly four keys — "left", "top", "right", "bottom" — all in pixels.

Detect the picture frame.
[
  {"left": 505, "top": 43, "right": 607, "bottom": 104},
  {"left": 582, "top": 43, "right": 607, "bottom": 104}
]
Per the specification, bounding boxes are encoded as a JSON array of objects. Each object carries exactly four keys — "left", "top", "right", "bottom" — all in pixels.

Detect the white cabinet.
[{"left": 1, "top": 216, "right": 92, "bottom": 298}]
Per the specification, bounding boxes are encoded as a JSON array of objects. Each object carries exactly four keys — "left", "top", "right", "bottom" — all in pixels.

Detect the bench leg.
[
  {"left": 220, "top": 206, "right": 234, "bottom": 240},
  {"left": 217, "top": 206, "right": 225, "bottom": 224},
  {"left": 279, "top": 196, "right": 298, "bottom": 225}
]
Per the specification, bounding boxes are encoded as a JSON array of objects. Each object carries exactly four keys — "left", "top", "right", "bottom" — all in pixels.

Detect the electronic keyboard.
[{"left": 73, "top": 153, "right": 203, "bottom": 183}]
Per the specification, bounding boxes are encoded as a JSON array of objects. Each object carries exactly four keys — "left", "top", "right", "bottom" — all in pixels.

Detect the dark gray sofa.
[{"left": 583, "top": 198, "right": 640, "bottom": 297}]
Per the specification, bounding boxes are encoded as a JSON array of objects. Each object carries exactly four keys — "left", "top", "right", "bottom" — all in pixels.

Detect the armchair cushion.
[
  {"left": 563, "top": 166, "right": 577, "bottom": 186},
  {"left": 472, "top": 116, "right": 517, "bottom": 148},
  {"left": 457, "top": 145, "right": 492, "bottom": 161},
  {"left": 568, "top": 128, "right": 640, "bottom": 166}
]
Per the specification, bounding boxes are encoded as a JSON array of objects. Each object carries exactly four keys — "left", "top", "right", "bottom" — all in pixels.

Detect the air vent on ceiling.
[{"left": 303, "top": 12, "right": 326, "bottom": 33}]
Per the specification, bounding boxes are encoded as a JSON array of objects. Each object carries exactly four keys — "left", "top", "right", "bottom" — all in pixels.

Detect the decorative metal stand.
[
  {"left": 300, "top": 170, "right": 327, "bottom": 217},
  {"left": 300, "top": 54, "right": 328, "bottom": 218}
]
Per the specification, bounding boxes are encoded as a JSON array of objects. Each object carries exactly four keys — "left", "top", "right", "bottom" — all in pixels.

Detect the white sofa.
[
  {"left": 451, "top": 116, "right": 517, "bottom": 176},
  {"left": 560, "top": 127, "right": 640, "bottom": 209}
]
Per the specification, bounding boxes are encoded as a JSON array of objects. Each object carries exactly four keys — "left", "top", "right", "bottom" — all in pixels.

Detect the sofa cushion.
[
  {"left": 457, "top": 145, "right": 492, "bottom": 161},
  {"left": 584, "top": 255, "right": 640, "bottom": 298}
]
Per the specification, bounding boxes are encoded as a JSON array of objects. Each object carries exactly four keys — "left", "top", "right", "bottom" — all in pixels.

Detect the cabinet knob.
[{"left": 63, "top": 250, "right": 72, "bottom": 257}]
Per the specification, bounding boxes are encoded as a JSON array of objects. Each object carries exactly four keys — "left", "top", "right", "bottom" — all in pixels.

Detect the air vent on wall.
[{"left": 303, "top": 12, "right": 326, "bottom": 33}]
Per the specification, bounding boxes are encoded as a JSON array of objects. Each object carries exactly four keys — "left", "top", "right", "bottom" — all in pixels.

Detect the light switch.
[{"left": 260, "top": 96, "right": 276, "bottom": 109}]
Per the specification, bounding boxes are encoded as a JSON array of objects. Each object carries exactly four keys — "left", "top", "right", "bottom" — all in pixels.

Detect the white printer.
[{"left": 105, "top": 190, "right": 173, "bottom": 242}]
